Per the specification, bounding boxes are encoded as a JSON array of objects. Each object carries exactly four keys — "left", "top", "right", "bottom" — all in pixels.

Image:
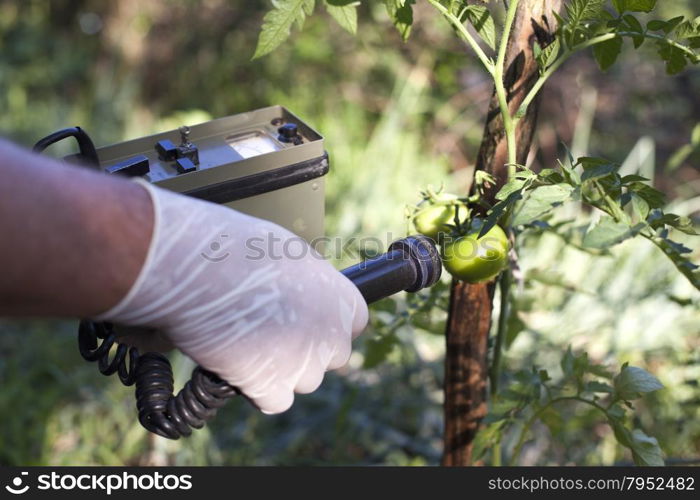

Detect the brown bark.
[{"left": 442, "top": 0, "right": 562, "bottom": 466}]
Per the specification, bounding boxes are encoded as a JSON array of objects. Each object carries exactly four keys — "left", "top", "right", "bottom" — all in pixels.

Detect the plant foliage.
[{"left": 254, "top": 0, "right": 700, "bottom": 465}]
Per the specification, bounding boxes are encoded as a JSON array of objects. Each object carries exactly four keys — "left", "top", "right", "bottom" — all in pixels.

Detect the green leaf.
[
  {"left": 614, "top": 0, "right": 657, "bottom": 14},
  {"left": 661, "top": 237, "right": 693, "bottom": 255},
  {"left": 614, "top": 365, "right": 664, "bottom": 401},
  {"left": 584, "top": 381, "right": 614, "bottom": 393},
  {"left": 608, "top": 403, "right": 626, "bottom": 420},
  {"left": 620, "top": 174, "right": 650, "bottom": 183},
  {"left": 538, "top": 168, "right": 567, "bottom": 184},
  {"left": 622, "top": 15, "right": 645, "bottom": 48},
  {"left": 563, "top": 0, "right": 605, "bottom": 47},
  {"left": 559, "top": 346, "right": 600, "bottom": 380},
  {"left": 675, "top": 19, "right": 698, "bottom": 40},
  {"left": 630, "top": 192, "right": 650, "bottom": 221},
  {"left": 668, "top": 215, "right": 697, "bottom": 235},
  {"left": 657, "top": 41, "right": 688, "bottom": 75},
  {"left": 573, "top": 352, "right": 591, "bottom": 381},
  {"left": 630, "top": 429, "right": 665, "bottom": 466},
  {"left": 495, "top": 177, "right": 528, "bottom": 201},
  {"left": 512, "top": 184, "right": 575, "bottom": 226},
  {"left": 559, "top": 348, "right": 597, "bottom": 390},
  {"left": 578, "top": 157, "right": 618, "bottom": 181},
  {"left": 649, "top": 234, "right": 700, "bottom": 290},
  {"left": 565, "top": 0, "right": 605, "bottom": 25},
  {"left": 464, "top": 5, "right": 496, "bottom": 50},
  {"left": 384, "top": 0, "right": 415, "bottom": 41},
  {"left": 647, "top": 20, "right": 667, "bottom": 32},
  {"left": 254, "top": 0, "right": 316, "bottom": 59},
  {"left": 647, "top": 210, "right": 698, "bottom": 235},
  {"left": 627, "top": 182, "right": 665, "bottom": 208},
  {"left": 363, "top": 332, "right": 399, "bottom": 368},
  {"left": 609, "top": 418, "right": 664, "bottom": 467},
  {"left": 513, "top": 369, "right": 544, "bottom": 399},
  {"left": 558, "top": 150, "right": 581, "bottom": 185},
  {"left": 487, "top": 393, "right": 525, "bottom": 421},
  {"left": 535, "top": 39, "right": 561, "bottom": 74},
  {"left": 629, "top": 0, "right": 657, "bottom": 13},
  {"left": 472, "top": 420, "right": 506, "bottom": 461},
  {"left": 661, "top": 15, "right": 685, "bottom": 34},
  {"left": 582, "top": 216, "right": 644, "bottom": 249},
  {"left": 610, "top": 418, "right": 634, "bottom": 448},
  {"left": 560, "top": 346, "right": 575, "bottom": 377},
  {"left": 479, "top": 190, "right": 523, "bottom": 238},
  {"left": 325, "top": 0, "right": 359, "bottom": 35},
  {"left": 593, "top": 36, "right": 623, "bottom": 71}
]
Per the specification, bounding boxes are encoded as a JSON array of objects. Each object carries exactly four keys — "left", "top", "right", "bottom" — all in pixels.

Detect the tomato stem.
[
  {"left": 426, "top": 0, "right": 496, "bottom": 75},
  {"left": 495, "top": 0, "right": 520, "bottom": 172},
  {"left": 488, "top": 0, "right": 519, "bottom": 464}
]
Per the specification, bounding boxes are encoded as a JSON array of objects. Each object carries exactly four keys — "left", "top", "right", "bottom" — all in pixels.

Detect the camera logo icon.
[
  {"left": 5, "top": 472, "right": 29, "bottom": 495},
  {"left": 201, "top": 234, "right": 230, "bottom": 262}
]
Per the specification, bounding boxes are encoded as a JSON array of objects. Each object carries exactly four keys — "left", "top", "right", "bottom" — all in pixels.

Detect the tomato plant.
[{"left": 256, "top": 0, "right": 700, "bottom": 466}]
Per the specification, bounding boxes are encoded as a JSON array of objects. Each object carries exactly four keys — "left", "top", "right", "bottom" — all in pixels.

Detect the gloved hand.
[{"left": 96, "top": 180, "right": 368, "bottom": 414}]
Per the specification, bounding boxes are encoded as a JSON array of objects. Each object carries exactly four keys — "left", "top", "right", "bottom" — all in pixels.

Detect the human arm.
[{"left": 0, "top": 138, "right": 153, "bottom": 316}]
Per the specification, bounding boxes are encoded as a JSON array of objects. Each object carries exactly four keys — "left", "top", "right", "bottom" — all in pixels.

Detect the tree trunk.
[{"left": 442, "top": 0, "right": 562, "bottom": 466}]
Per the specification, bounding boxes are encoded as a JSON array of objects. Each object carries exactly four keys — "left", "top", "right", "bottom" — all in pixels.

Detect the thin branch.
[
  {"left": 427, "top": 0, "right": 495, "bottom": 74},
  {"left": 493, "top": 0, "right": 520, "bottom": 170},
  {"left": 487, "top": 0, "right": 520, "bottom": 464},
  {"left": 516, "top": 30, "right": 700, "bottom": 121}
]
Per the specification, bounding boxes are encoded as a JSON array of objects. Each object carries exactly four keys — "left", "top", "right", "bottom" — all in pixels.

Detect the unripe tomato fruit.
[
  {"left": 441, "top": 221, "right": 509, "bottom": 283},
  {"left": 412, "top": 194, "right": 465, "bottom": 240}
]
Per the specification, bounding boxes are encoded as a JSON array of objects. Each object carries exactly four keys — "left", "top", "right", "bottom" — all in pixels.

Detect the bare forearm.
[{"left": 0, "top": 139, "right": 153, "bottom": 317}]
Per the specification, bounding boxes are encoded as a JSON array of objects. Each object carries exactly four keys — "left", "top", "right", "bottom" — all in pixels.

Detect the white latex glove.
[{"left": 96, "top": 180, "right": 368, "bottom": 414}]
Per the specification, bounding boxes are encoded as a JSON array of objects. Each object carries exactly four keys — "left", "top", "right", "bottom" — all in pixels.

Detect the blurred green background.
[{"left": 0, "top": 0, "right": 698, "bottom": 465}]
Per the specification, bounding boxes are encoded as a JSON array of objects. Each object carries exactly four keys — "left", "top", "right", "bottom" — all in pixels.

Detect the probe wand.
[{"left": 79, "top": 235, "right": 442, "bottom": 439}]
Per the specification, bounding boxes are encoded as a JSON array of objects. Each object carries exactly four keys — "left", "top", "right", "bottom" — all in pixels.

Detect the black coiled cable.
[
  {"left": 78, "top": 320, "right": 240, "bottom": 439},
  {"left": 78, "top": 320, "right": 139, "bottom": 385}
]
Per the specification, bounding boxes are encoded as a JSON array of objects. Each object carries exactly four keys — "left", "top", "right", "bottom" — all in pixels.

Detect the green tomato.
[
  {"left": 441, "top": 222, "right": 509, "bottom": 283},
  {"left": 413, "top": 195, "right": 465, "bottom": 240}
]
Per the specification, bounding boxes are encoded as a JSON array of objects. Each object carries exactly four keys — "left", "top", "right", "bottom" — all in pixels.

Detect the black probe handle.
[{"left": 340, "top": 235, "right": 442, "bottom": 304}]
